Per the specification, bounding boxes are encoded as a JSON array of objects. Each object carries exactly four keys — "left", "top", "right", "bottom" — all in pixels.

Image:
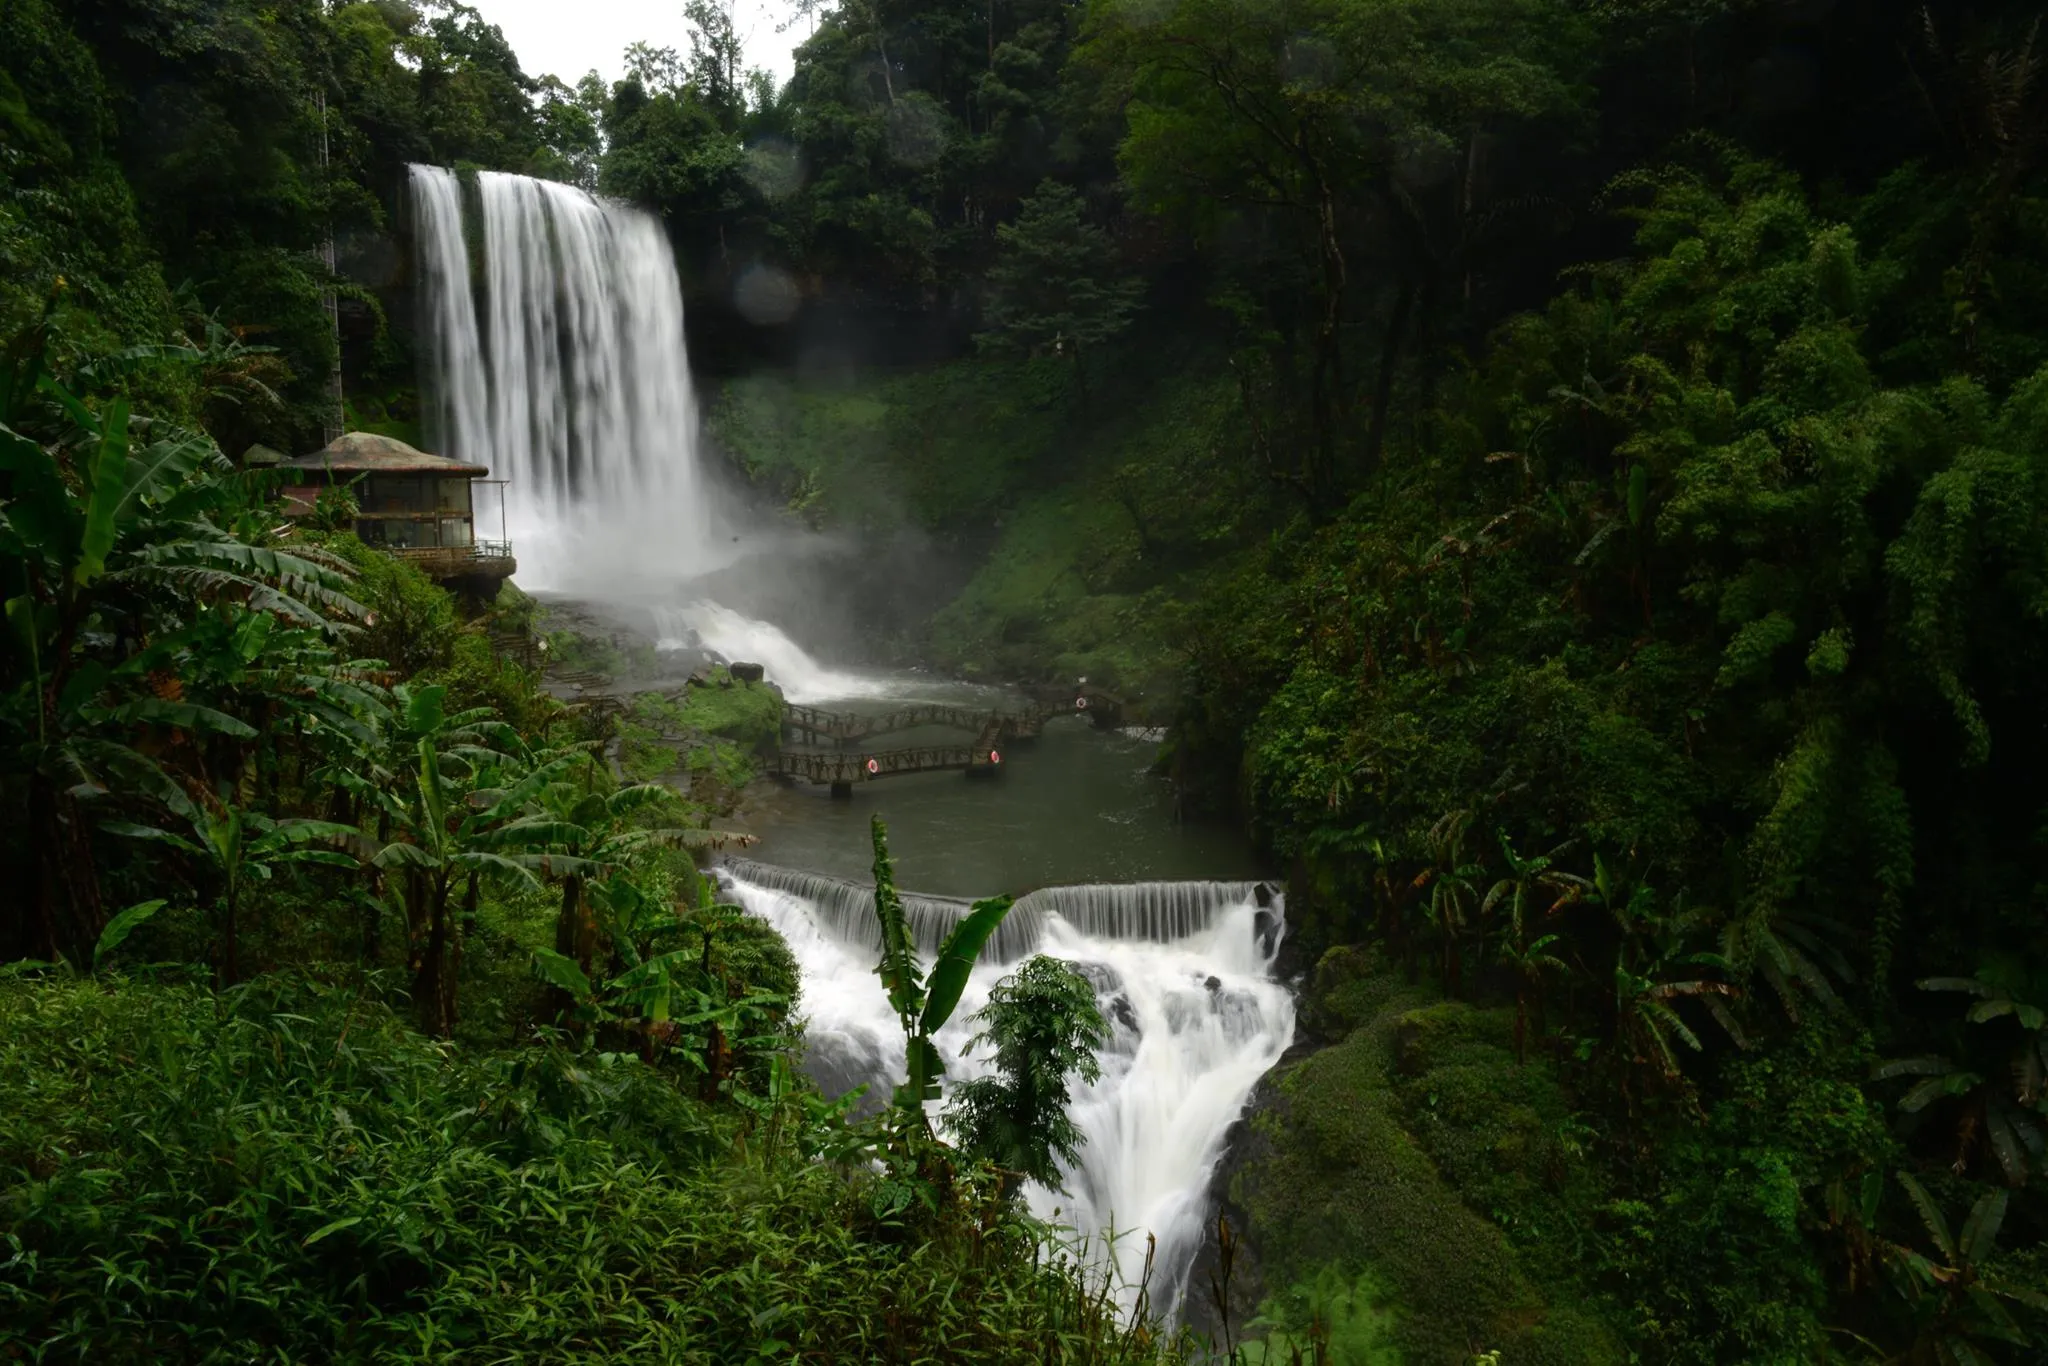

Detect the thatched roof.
[{"left": 281, "top": 432, "right": 488, "bottom": 477}]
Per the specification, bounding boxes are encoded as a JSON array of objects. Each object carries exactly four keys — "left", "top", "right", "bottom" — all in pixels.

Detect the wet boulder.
[{"left": 729, "top": 661, "right": 766, "bottom": 683}]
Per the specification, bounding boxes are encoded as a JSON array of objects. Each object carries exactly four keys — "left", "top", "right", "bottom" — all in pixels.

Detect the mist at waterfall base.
[{"left": 722, "top": 863, "right": 1296, "bottom": 1321}]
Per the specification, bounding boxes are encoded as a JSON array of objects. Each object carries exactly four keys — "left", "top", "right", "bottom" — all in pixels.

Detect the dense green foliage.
[
  {"left": 947, "top": 954, "right": 1109, "bottom": 1192},
  {"left": 616, "top": 669, "right": 785, "bottom": 793},
  {"left": 12, "top": 0, "right": 2048, "bottom": 1360},
  {"left": 0, "top": 0, "right": 598, "bottom": 454},
  {"left": 0, "top": 975, "right": 1162, "bottom": 1361}
]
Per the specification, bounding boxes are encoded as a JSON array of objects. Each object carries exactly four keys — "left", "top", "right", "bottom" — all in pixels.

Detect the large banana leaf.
[
  {"left": 896, "top": 1037, "right": 948, "bottom": 1109},
  {"left": 92, "top": 899, "right": 167, "bottom": 970},
  {"left": 870, "top": 816, "right": 924, "bottom": 1025},
  {"left": 73, "top": 398, "right": 129, "bottom": 585},
  {"left": 920, "top": 895, "right": 1014, "bottom": 1034},
  {"left": 83, "top": 697, "right": 258, "bottom": 739}
]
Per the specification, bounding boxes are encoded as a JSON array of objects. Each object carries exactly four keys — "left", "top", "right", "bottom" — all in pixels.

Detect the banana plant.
[
  {"left": 1876, "top": 961, "right": 2048, "bottom": 1187},
  {"left": 1483, "top": 831, "right": 1585, "bottom": 1061},
  {"left": 0, "top": 323, "right": 362, "bottom": 964},
  {"left": 1411, "top": 809, "right": 1483, "bottom": 995},
  {"left": 474, "top": 746, "right": 755, "bottom": 990},
  {"left": 868, "top": 814, "right": 1014, "bottom": 1126},
  {"left": 104, "top": 796, "right": 360, "bottom": 984},
  {"left": 1586, "top": 857, "right": 1743, "bottom": 1088},
  {"left": 1882, "top": 1173, "right": 2048, "bottom": 1361},
  {"left": 321, "top": 684, "right": 542, "bottom": 1035},
  {"left": 534, "top": 875, "right": 790, "bottom": 1095}
]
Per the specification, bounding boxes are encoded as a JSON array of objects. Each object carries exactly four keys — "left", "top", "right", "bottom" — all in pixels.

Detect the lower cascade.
[
  {"left": 652, "top": 603, "right": 893, "bottom": 704},
  {"left": 720, "top": 862, "right": 1297, "bottom": 1319}
]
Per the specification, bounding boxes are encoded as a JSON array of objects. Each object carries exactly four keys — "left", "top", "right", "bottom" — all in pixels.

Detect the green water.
[{"left": 729, "top": 708, "right": 1264, "bottom": 897}]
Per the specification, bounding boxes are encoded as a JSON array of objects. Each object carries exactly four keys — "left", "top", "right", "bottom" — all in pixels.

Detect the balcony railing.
[{"left": 387, "top": 542, "right": 517, "bottom": 577}]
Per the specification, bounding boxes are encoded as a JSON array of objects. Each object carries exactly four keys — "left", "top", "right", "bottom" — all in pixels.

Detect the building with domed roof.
[{"left": 277, "top": 432, "right": 514, "bottom": 583}]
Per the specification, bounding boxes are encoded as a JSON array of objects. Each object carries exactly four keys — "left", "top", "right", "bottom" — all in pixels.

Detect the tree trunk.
[
  {"left": 413, "top": 875, "right": 456, "bottom": 1038},
  {"left": 1306, "top": 180, "right": 1347, "bottom": 509},
  {"left": 876, "top": 33, "right": 897, "bottom": 104},
  {"left": 555, "top": 874, "right": 585, "bottom": 964},
  {"left": 361, "top": 883, "right": 383, "bottom": 963},
  {"left": 1364, "top": 280, "right": 1417, "bottom": 474},
  {"left": 220, "top": 883, "right": 240, "bottom": 987},
  {"left": 29, "top": 771, "right": 104, "bottom": 965},
  {"left": 548, "top": 874, "right": 587, "bottom": 1024}
]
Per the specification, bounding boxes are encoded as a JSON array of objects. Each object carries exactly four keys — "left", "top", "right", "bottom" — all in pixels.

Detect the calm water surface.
[{"left": 728, "top": 685, "right": 1264, "bottom": 895}]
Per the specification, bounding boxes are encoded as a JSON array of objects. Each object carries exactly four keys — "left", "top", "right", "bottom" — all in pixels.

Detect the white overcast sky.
[{"left": 468, "top": 0, "right": 818, "bottom": 91}]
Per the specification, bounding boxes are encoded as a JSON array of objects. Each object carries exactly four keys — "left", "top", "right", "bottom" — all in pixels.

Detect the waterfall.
[
  {"left": 721, "top": 861, "right": 1296, "bottom": 1320},
  {"left": 407, "top": 164, "right": 717, "bottom": 591}
]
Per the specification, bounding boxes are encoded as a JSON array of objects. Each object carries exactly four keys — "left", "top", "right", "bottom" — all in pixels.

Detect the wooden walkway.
[
  {"left": 773, "top": 687, "right": 1127, "bottom": 795},
  {"left": 770, "top": 741, "right": 1006, "bottom": 790},
  {"left": 781, "top": 686, "right": 1124, "bottom": 748},
  {"left": 782, "top": 701, "right": 1010, "bottom": 745}
]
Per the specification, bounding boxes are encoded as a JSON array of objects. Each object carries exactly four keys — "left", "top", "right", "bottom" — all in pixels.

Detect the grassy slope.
[
  {"left": 0, "top": 976, "right": 1160, "bottom": 1363},
  {"left": 616, "top": 670, "right": 784, "bottom": 798},
  {"left": 705, "top": 346, "right": 1263, "bottom": 704}
]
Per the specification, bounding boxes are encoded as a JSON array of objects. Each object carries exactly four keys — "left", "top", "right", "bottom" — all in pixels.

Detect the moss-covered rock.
[
  {"left": 532, "top": 600, "right": 659, "bottom": 680},
  {"left": 615, "top": 671, "right": 784, "bottom": 802},
  {"left": 1213, "top": 947, "right": 1623, "bottom": 1366}
]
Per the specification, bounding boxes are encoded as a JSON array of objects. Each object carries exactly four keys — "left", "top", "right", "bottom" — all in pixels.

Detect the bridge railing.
[
  {"left": 780, "top": 696, "right": 1091, "bottom": 746},
  {"left": 770, "top": 741, "right": 1004, "bottom": 785}
]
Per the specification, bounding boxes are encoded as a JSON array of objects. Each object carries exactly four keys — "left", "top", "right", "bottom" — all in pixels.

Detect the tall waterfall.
[
  {"left": 722, "top": 861, "right": 1297, "bottom": 1320},
  {"left": 408, "top": 164, "right": 714, "bottom": 590}
]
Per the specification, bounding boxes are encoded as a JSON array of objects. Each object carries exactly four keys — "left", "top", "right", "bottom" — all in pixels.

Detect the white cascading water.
[
  {"left": 408, "top": 164, "right": 718, "bottom": 592},
  {"left": 651, "top": 602, "right": 894, "bottom": 703},
  {"left": 721, "top": 862, "right": 1297, "bottom": 1320}
]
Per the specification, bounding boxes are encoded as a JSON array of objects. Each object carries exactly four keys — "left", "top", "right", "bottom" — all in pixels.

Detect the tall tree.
[
  {"left": 977, "top": 179, "right": 1141, "bottom": 390},
  {"left": 1078, "top": 0, "right": 1594, "bottom": 498}
]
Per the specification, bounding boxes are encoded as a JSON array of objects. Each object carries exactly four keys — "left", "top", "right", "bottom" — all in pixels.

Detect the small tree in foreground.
[
  {"left": 867, "top": 814, "right": 1014, "bottom": 1124},
  {"left": 947, "top": 954, "right": 1108, "bottom": 1193}
]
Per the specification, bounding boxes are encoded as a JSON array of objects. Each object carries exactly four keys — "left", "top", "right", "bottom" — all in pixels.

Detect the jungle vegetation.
[{"left": 6, "top": 0, "right": 2048, "bottom": 1361}]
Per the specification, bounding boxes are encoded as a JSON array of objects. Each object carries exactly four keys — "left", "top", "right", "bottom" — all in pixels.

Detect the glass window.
[{"left": 364, "top": 476, "right": 427, "bottom": 513}]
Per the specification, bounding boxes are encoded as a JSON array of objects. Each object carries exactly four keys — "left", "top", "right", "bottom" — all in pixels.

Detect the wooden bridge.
[
  {"left": 781, "top": 687, "right": 1124, "bottom": 748},
  {"left": 783, "top": 701, "right": 1033, "bottom": 747},
  {"left": 770, "top": 741, "right": 1007, "bottom": 795},
  {"left": 772, "top": 686, "right": 1128, "bottom": 796}
]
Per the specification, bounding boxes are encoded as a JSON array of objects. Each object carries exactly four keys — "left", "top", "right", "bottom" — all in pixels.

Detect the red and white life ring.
[
  {"left": 988, "top": 749, "right": 1002, "bottom": 765},
  {"left": 865, "top": 757, "right": 879, "bottom": 775},
  {"left": 1075, "top": 695, "right": 1089, "bottom": 710}
]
